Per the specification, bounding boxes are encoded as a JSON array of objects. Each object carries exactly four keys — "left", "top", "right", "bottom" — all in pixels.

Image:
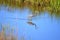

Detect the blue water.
[{"left": 0, "top": 5, "right": 60, "bottom": 40}]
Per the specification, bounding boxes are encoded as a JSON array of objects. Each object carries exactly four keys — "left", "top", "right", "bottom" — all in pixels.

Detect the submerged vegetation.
[{"left": 0, "top": 0, "right": 60, "bottom": 17}]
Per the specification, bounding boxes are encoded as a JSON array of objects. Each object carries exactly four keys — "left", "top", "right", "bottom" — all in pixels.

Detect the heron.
[
  {"left": 27, "top": 21, "right": 38, "bottom": 29},
  {"left": 27, "top": 14, "right": 36, "bottom": 21}
]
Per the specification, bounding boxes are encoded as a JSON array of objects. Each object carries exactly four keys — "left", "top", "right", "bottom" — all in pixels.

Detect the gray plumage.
[{"left": 27, "top": 21, "right": 38, "bottom": 29}]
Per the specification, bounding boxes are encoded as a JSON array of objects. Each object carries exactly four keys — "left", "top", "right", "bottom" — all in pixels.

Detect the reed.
[{"left": 0, "top": 0, "right": 60, "bottom": 17}]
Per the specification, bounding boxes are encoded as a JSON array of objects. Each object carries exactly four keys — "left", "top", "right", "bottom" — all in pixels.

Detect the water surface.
[{"left": 0, "top": 5, "right": 60, "bottom": 40}]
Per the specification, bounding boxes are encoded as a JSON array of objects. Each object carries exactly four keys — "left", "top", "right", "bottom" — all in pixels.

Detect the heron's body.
[{"left": 27, "top": 21, "right": 38, "bottom": 29}]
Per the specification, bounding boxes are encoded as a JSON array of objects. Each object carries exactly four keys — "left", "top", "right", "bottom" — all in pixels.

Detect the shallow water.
[{"left": 0, "top": 5, "right": 60, "bottom": 40}]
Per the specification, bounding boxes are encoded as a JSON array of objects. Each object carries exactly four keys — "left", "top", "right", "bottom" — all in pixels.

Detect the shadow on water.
[{"left": 0, "top": 5, "right": 60, "bottom": 40}]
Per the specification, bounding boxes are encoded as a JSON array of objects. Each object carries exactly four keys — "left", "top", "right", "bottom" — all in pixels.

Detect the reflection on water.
[{"left": 0, "top": 5, "right": 60, "bottom": 40}]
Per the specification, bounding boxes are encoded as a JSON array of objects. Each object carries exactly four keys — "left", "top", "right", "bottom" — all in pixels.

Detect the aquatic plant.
[
  {"left": 0, "top": 0, "right": 60, "bottom": 17},
  {"left": 0, "top": 24, "right": 18, "bottom": 40}
]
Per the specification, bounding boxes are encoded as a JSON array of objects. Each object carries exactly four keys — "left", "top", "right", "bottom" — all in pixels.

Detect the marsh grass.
[
  {"left": 0, "top": 24, "right": 18, "bottom": 40},
  {"left": 0, "top": 0, "right": 60, "bottom": 17}
]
